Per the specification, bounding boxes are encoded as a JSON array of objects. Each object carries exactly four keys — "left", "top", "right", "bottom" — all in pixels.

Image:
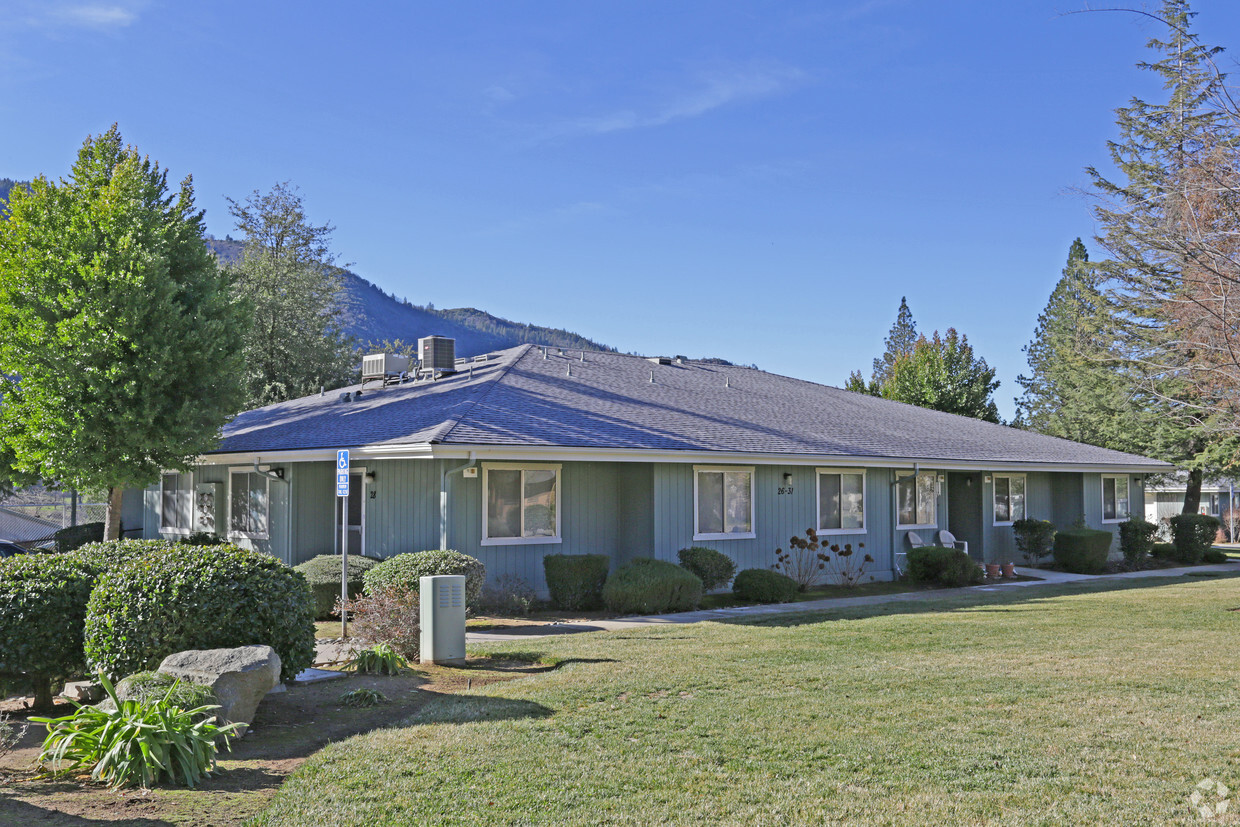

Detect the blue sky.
[{"left": 4, "top": 1, "right": 1239, "bottom": 421}]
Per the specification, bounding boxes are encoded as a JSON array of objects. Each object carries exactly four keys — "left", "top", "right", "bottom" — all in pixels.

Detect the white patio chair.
[
  {"left": 938, "top": 529, "right": 968, "bottom": 557},
  {"left": 895, "top": 532, "right": 929, "bottom": 578}
]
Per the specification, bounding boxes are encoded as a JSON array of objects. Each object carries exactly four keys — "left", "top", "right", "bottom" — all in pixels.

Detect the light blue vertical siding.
[{"left": 980, "top": 471, "right": 1053, "bottom": 564}]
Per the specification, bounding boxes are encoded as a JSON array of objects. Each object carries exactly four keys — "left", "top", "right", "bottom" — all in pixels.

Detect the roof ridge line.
[{"left": 429, "top": 344, "right": 533, "bottom": 444}]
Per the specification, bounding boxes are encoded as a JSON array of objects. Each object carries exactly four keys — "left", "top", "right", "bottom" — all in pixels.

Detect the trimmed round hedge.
[
  {"left": 677, "top": 547, "right": 736, "bottom": 591},
  {"left": 543, "top": 554, "right": 609, "bottom": 610},
  {"left": 85, "top": 544, "right": 316, "bottom": 682},
  {"left": 295, "top": 554, "right": 383, "bottom": 619},
  {"left": 0, "top": 539, "right": 180, "bottom": 711},
  {"left": 732, "top": 568, "right": 798, "bottom": 604},
  {"left": 602, "top": 558, "right": 702, "bottom": 615},
  {"left": 363, "top": 550, "right": 485, "bottom": 606}
]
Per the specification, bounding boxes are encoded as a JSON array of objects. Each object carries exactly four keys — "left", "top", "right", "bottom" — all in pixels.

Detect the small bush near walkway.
[
  {"left": 363, "top": 550, "right": 485, "bottom": 608},
  {"left": 295, "top": 554, "right": 383, "bottom": 619},
  {"left": 905, "top": 546, "right": 983, "bottom": 587},
  {"left": 1169, "top": 514, "right": 1220, "bottom": 565},
  {"left": 732, "top": 568, "right": 798, "bottom": 604},
  {"left": 1052, "top": 529, "right": 1112, "bottom": 574},
  {"left": 1118, "top": 517, "right": 1158, "bottom": 566},
  {"left": 543, "top": 554, "right": 610, "bottom": 610},
  {"left": 1012, "top": 519, "right": 1055, "bottom": 565},
  {"left": 340, "top": 588, "right": 421, "bottom": 660},
  {"left": 677, "top": 547, "right": 736, "bottom": 591},
  {"left": 602, "top": 559, "right": 702, "bottom": 615}
]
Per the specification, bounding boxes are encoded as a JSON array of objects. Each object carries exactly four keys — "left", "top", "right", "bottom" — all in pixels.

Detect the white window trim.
[
  {"left": 481, "top": 462, "right": 563, "bottom": 546},
  {"left": 228, "top": 466, "right": 272, "bottom": 541},
  {"left": 895, "top": 471, "right": 939, "bottom": 530},
  {"left": 692, "top": 465, "right": 757, "bottom": 541},
  {"left": 159, "top": 470, "right": 193, "bottom": 535},
  {"left": 815, "top": 467, "right": 867, "bottom": 535},
  {"left": 1101, "top": 474, "right": 1131, "bottom": 524},
  {"left": 992, "top": 473, "right": 1027, "bottom": 527}
]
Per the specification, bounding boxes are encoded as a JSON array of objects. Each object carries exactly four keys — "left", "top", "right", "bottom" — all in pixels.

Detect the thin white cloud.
[
  {"left": 535, "top": 61, "right": 806, "bottom": 142},
  {"left": 12, "top": 1, "right": 144, "bottom": 32}
]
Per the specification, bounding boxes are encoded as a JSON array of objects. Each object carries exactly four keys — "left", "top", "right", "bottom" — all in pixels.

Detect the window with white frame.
[
  {"left": 1101, "top": 475, "right": 1130, "bottom": 522},
  {"left": 993, "top": 474, "right": 1026, "bottom": 525},
  {"left": 160, "top": 472, "right": 192, "bottom": 533},
  {"left": 896, "top": 471, "right": 938, "bottom": 528},
  {"left": 817, "top": 468, "right": 865, "bottom": 533},
  {"left": 694, "top": 466, "right": 754, "bottom": 540},
  {"left": 229, "top": 470, "right": 270, "bottom": 539},
  {"left": 483, "top": 464, "right": 560, "bottom": 544}
]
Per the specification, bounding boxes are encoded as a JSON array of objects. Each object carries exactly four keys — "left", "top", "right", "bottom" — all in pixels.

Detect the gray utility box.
[{"left": 420, "top": 574, "right": 466, "bottom": 666}]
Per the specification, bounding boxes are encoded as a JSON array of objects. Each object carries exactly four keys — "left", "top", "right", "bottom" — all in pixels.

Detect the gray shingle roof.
[{"left": 214, "top": 345, "right": 1170, "bottom": 469}]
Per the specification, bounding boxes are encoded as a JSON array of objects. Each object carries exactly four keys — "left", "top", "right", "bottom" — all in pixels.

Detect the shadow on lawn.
[
  {"left": 0, "top": 787, "right": 173, "bottom": 826},
  {"left": 720, "top": 572, "right": 1240, "bottom": 629}
]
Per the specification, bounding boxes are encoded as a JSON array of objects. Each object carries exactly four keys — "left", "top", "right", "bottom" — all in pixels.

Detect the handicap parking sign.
[{"left": 336, "top": 450, "right": 350, "bottom": 497}]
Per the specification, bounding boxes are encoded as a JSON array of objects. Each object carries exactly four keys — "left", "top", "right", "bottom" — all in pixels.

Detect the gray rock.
[
  {"left": 61, "top": 680, "right": 104, "bottom": 703},
  {"left": 157, "top": 645, "right": 281, "bottom": 736}
]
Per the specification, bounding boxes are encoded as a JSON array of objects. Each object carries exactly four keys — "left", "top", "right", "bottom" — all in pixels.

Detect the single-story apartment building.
[{"left": 125, "top": 343, "right": 1171, "bottom": 593}]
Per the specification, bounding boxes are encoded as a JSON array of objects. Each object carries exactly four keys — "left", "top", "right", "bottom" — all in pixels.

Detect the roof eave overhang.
[{"left": 200, "top": 442, "right": 1172, "bottom": 474}]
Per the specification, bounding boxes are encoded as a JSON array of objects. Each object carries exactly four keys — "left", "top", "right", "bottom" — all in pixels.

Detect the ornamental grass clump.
[
  {"left": 339, "top": 688, "right": 388, "bottom": 708},
  {"left": 31, "top": 672, "right": 238, "bottom": 789},
  {"left": 345, "top": 643, "right": 408, "bottom": 676}
]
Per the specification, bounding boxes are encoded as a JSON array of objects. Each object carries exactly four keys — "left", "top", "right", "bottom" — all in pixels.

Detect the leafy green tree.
[
  {"left": 882, "top": 329, "right": 1001, "bottom": 422},
  {"left": 0, "top": 126, "right": 248, "bottom": 538},
  {"left": 226, "top": 182, "right": 356, "bottom": 406}
]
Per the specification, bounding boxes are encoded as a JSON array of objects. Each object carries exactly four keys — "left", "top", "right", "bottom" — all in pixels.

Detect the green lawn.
[{"left": 257, "top": 575, "right": 1240, "bottom": 825}]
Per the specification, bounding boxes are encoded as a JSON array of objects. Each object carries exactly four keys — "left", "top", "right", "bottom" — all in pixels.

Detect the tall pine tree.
[{"left": 847, "top": 297, "right": 918, "bottom": 395}]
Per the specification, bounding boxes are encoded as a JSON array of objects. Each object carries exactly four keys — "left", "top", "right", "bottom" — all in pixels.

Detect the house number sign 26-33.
[{"left": 777, "top": 486, "right": 794, "bottom": 495}]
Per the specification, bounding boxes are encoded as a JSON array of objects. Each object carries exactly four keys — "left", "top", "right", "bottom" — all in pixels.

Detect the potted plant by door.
[
  {"left": 1000, "top": 561, "right": 1016, "bottom": 578},
  {"left": 985, "top": 562, "right": 1001, "bottom": 579}
]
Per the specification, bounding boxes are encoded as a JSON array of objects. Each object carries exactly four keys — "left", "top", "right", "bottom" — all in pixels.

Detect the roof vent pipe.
[{"left": 650, "top": 369, "right": 654, "bottom": 383}]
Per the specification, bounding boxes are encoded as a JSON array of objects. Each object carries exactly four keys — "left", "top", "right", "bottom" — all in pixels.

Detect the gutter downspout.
[
  {"left": 890, "top": 463, "right": 920, "bottom": 578},
  {"left": 441, "top": 451, "right": 477, "bottom": 550}
]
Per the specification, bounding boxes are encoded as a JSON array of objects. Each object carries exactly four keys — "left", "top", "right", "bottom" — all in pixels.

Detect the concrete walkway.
[{"left": 465, "top": 561, "right": 1240, "bottom": 642}]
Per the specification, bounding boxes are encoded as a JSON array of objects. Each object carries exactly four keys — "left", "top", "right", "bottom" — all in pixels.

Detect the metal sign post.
[{"left": 337, "top": 449, "right": 350, "bottom": 638}]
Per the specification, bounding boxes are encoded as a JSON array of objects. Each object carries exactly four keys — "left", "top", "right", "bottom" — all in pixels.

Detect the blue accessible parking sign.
[{"left": 336, "top": 449, "right": 349, "bottom": 497}]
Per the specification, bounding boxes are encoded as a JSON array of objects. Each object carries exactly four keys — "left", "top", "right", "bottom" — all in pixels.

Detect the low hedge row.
[
  {"left": 905, "top": 546, "right": 983, "bottom": 587},
  {"left": 602, "top": 559, "right": 702, "bottom": 614},
  {"left": 676, "top": 547, "right": 736, "bottom": 591},
  {"left": 295, "top": 554, "right": 383, "bottom": 619},
  {"left": 543, "top": 554, "right": 609, "bottom": 610},
  {"left": 1052, "top": 529, "right": 1113, "bottom": 574},
  {"left": 732, "top": 568, "right": 798, "bottom": 604},
  {"left": 1169, "top": 513, "right": 1219, "bottom": 565}
]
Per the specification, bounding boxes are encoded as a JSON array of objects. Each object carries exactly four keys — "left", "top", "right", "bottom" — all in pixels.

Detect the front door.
[
  {"left": 336, "top": 470, "right": 367, "bottom": 556},
  {"left": 946, "top": 472, "right": 984, "bottom": 562}
]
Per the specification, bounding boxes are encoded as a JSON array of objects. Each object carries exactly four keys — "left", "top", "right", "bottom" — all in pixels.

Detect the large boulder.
[{"left": 157, "top": 645, "right": 281, "bottom": 736}]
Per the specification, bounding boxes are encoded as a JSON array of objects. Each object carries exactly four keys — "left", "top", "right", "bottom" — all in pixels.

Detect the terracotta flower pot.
[
  {"left": 985, "top": 563, "right": 1001, "bottom": 579},
  {"left": 1001, "top": 562, "right": 1016, "bottom": 578}
]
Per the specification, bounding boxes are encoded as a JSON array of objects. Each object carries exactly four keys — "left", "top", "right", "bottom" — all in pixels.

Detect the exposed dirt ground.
[{"left": 0, "top": 656, "right": 549, "bottom": 826}]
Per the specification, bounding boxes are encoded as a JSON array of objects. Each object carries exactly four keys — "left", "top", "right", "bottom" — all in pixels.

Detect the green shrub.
[
  {"left": 677, "top": 547, "right": 737, "bottom": 591},
  {"left": 1169, "top": 513, "right": 1220, "bottom": 565},
  {"left": 1203, "top": 547, "right": 1229, "bottom": 564},
  {"left": 0, "top": 540, "right": 173, "bottom": 711},
  {"left": 602, "top": 559, "right": 702, "bottom": 615},
  {"left": 0, "top": 554, "right": 96, "bottom": 712},
  {"left": 905, "top": 546, "right": 984, "bottom": 587},
  {"left": 181, "top": 531, "right": 224, "bottom": 546},
  {"left": 1052, "top": 529, "right": 1113, "bottom": 574},
  {"left": 115, "top": 671, "right": 217, "bottom": 714},
  {"left": 543, "top": 554, "right": 610, "bottom": 610},
  {"left": 732, "top": 569, "right": 799, "bottom": 604},
  {"left": 477, "top": 574, "right": 537, "bottom": 617},
  {"left": 32, "top": 672, "right": 236, "bottom": 789},
  {"left": 1012, "top": 519, "right": 1055, "bottom": 565},
  {"left": 363, "top": 550, "right": 485, "bottom": 607},
  {"left": 53, "top": 521, "right": 103, "bottom": 553},
  {"left": 85, "top": 544, "right": 316, "bottom": 682},
  {"left": 1151, "top": 542, "right": 1177, "bottom": 560},
  {"left": 1118, "top": 517, "right": 1158, "bottom": 566},
  {"left": 294, "top": 554, "right": 383, "bottom": 619},
  {"left": 340, "top": 587, "right": 421, "bottom": 660}
]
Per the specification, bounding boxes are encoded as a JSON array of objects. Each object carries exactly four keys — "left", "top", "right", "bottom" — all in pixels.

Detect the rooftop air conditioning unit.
[
  {"left": 419, "top": 336, "right": 456, "bottom": 374},
  {"left": 361, "top": 353, "right": 413, "bottom": 386}
]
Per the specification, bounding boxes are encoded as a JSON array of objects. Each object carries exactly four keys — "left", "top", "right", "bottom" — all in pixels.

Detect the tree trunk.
[
  {"left": 103, "top": 486, "right": 123, "bottom": 540},
  {"left": 1182, "top": 468, "right": 1204, "bottom": 514},
  {"left": 32, "top": 676, "right": 55, "bottom": 715}
]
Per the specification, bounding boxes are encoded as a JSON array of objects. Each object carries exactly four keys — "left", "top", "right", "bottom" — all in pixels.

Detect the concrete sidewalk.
[{"left": 465, "top": 561, "right": 1240, "bottom": 642}]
